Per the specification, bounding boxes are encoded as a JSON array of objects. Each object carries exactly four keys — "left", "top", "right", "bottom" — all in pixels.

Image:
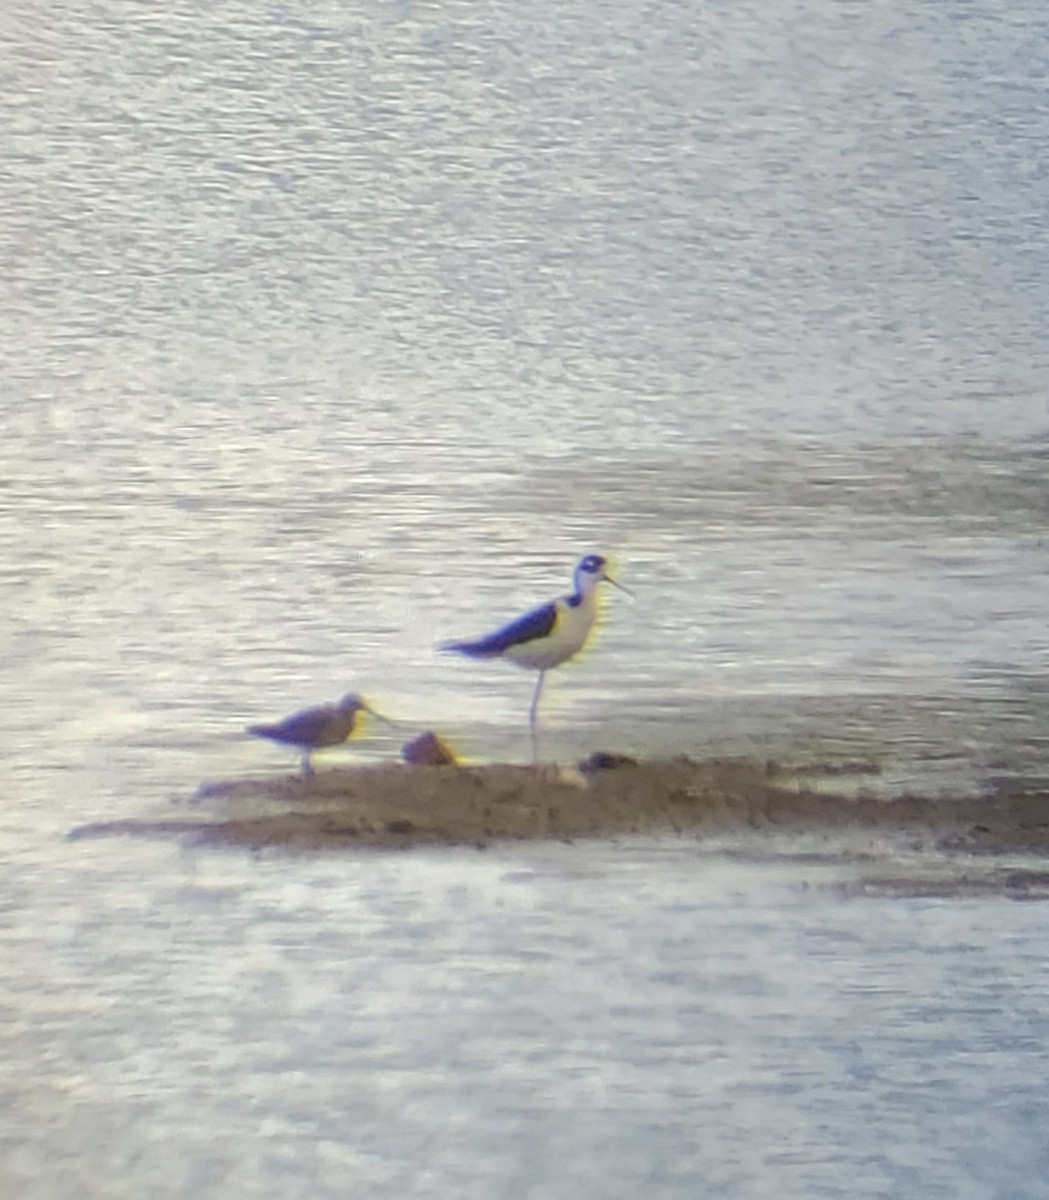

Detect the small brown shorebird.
[{"left": 247, "top": 693, "right": 393, "bottom": 775}]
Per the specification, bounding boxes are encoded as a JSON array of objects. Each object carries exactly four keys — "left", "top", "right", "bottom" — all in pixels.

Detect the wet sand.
[{"left": 70, "top": 754, "right": 1049, "bottom": 859}]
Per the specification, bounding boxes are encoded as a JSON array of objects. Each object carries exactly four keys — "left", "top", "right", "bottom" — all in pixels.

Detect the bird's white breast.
[{"left": 502, "top": 590, "right": 599, "bottom": 671}]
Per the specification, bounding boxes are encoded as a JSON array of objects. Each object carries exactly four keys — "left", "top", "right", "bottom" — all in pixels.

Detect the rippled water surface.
[
  {"left": 7, "top": 838, "right": 1049, "bottom": 1200},
  {"left": 4, "top": 0, "right": 1049, "bottom": 1194}
]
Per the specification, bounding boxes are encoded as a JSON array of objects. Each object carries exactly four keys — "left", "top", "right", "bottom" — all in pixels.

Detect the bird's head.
[
  {"left": 575, "top": 553, "right": 630, "bottom": 595},
  {"left": 337, "top": 693, "right": 397, "bottom": 727}
]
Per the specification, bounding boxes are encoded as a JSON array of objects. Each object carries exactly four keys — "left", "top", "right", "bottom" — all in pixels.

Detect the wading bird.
[
  {"left": 441, "top": 554, "right": 627, "bottom": 762},
  {"left": 247, "top": 692, "right": 393, "bottom": 775}
]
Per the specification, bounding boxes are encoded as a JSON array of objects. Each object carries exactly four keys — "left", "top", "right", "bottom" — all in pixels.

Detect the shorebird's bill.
[{"left": 363, "top": 703, "right": 398, "bottom": 727}]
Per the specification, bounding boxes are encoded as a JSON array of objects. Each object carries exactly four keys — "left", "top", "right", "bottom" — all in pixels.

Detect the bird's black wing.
[{"left": 442, "top": 600, "right": 558, "bottom": 658}]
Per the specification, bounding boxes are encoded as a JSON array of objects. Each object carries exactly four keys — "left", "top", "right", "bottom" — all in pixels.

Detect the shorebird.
[
  {"left": 441, "top": 553, "right": 627, "bottom": 761},
  {"left": 247, "top": 693, "right": 393, "bottom": 775}
]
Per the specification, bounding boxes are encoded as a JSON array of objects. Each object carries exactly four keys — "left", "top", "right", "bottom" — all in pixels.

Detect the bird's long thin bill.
[
  {"left": 364, "top": 706, "right": 398, "bottom": 727},
  {"left": 607, "top": 577, "right": 633, "bottom": 597}
]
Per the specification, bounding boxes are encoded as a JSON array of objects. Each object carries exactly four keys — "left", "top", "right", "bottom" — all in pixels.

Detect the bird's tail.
[
  {"left": 246, "top": 723, "right": 277, "bottom": 739},
  {"left": 439, "top": 639, "right": 498, "bottom": 659}
]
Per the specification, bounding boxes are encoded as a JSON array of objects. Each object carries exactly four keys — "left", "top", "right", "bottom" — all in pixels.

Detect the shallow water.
[
  {"left": 5, "top": 0, "right": 1049, "bottom": 807},
  {"left": 6, "top": 836, "right": 1049, "bottom": 1200},
  {"left": 4, "top": 0, "right": 1049, "bottom": 1194}
]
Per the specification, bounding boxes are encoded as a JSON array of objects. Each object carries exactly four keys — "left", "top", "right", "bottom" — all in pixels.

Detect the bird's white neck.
[{"left": 572, "top": 568, "right": 603, "bottom": 600}]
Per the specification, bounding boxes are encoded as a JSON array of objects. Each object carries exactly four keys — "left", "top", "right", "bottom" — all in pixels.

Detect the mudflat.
[{"left": 70, "top": 755, "right": 1049, "bottom": 857}]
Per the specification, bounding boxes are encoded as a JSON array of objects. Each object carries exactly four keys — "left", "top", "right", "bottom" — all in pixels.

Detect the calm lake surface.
[{"left": 3, "top": 0, "right": 1049, "bottom": 1195}]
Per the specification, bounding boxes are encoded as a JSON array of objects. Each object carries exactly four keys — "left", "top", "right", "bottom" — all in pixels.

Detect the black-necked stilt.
[
  {"left": 441, "top": 553, "right": 627, "bottom": 761},
  {"left": 247, "top": 692, "right": 393, "bottom": 775}
]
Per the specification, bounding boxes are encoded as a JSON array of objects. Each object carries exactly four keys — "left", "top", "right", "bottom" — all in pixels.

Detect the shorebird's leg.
[
  {"left": 529, "top": 671, "right": 546, "bottom": 764},
  {"left": 300, "top": 750, "right": 314, "bottom": 776}
]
